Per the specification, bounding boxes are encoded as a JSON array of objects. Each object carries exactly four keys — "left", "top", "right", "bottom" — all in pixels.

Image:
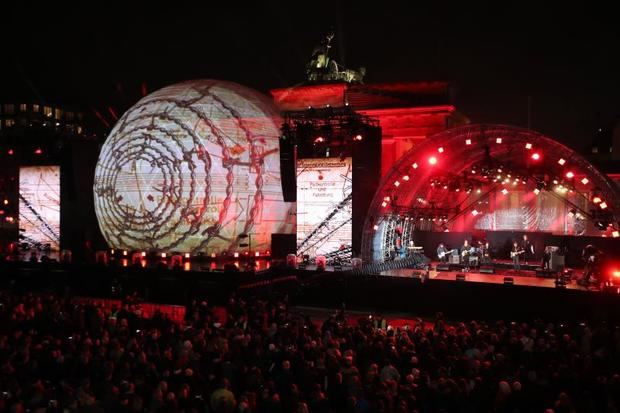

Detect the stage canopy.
[{"left": 362, "top": 124, "right": 620, "bottom": 262}]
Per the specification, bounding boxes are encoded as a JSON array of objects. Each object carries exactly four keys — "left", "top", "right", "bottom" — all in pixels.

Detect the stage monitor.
[
  {"left": 19, "top": 166, "right": 61, "bottom": 251},
  {"left": 296, "top": 157, "right": 352, "bottom": 257}
]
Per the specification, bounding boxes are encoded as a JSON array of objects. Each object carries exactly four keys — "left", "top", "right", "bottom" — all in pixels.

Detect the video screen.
[
  {"left": 296, "top": 157, "right": 352, "bottom": 257},
  {"left": 19, "top": 166, "right": 61, "bottom": 251}
]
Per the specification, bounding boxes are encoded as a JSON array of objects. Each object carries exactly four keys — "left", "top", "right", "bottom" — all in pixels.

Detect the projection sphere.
[{"left": 93, "top": 80, "right": 293, "bottom": 253}]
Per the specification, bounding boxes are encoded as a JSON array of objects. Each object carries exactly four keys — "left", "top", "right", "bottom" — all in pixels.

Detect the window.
[
  {"left": 5, "top": 119, "right": 15, "bottom": 128},
  {"left": 20, "top": 104, "right": 27, "bottom": 112},
  {"left": 4, "top": 104, "right": 15, "bottom": 114},
  {"left": 44, "top": 106, "right": 52, "bottom": 117},
  {"left": 32, "top": 104, "right": 40, "bottom": 113},
  {"left": 54, "top": 108, "right": 62, "bottom": 119}
]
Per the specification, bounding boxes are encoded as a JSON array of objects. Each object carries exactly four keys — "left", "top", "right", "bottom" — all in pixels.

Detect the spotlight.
[
  {"left": 314, "top": 136, "right": 324, "bottom": 144},
  {"left": 581, "top": 177, "right": 589, "bottom": 185},
  {"left": 438, "top": 147, "right": 444, "bottom": 153},
  {"left": 211, "top": 253, "right": 216, "bottom": 258},
  {"left": 565, "top": 171, "right": 574, "bottom": 179},
  {"left": 525, "top": 143, "right": 532, "bottom": 149},
  {"left": 141, "top": 251, "right": 146, "bottom": 257},
  {"left": 600, "top": 202, "right": 608, "bottom": 209},
  {"left": 471, "top": 210, "right": 479, "bottom": 216},
  {"left": 255, "top": 251, "right": 260, "bottom": 257},
  {"left": 465, "top": 139, "right": 472, "bottom": 145},
  {"left": 373, "top": 224, "right": 379, "bottom": 230},
  {"left": 558, "top": 158, "right": 566, "bottom": 165},
  {"left": 381, "top": 201, "right": 388, "bottom": 207},
  {"left": 353, "top": 134, "right": 363, "bottom": 141},
  {"left": 531, "top": 152, "right": 541, "bottom": 160},
  {"left": 496, "top": 137, "right": 502, "bottom": 144},
  {"left": 428, "top": 156, "right": 438, "bottom": 165},
  {"left": 596, "top": 221, "right": 607, "bottom": 230},
  {"left": 534, "top": 188, "right": 540, "bottom": 195},
  {"left": 593, "top": 196, "right": 602, "bottom": 204},
  {"left": 613, "top": 231, "right": 620, "bottom": 238},
  {"left": 402, "top": 175, "right": 410, "bottom": 181},
  {"left": 394, "top": 180, "right": 400, "bottom": 187},
  {"left": 184, "top": 253, "right": 190, "bottom": 259},
  {"left": 8, "top": 149, "right": 14, "bottom": 155},
  {"left": 501, "top": 188, "right": 508, "bottom": 195},
  {"left": 412, "top": 162, "right": 418, "bottom": 169},
  {"left": 234, "top": 252, "right": 239, "bottom": 258},
  {"left": 161, "top": 252, "right": 167, "bottom": 258},
  {"left": 123, "top": 250, "right": 128, "bottom": 256},
  {"left": 476, "top": 188, "right": 482, "bottom": 194},
  {"left": 34, "top": 148, "right": 43, "bottom": 155}
]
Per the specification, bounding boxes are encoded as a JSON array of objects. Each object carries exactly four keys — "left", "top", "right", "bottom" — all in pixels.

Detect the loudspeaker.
[
  {"left": 271, "top": 233, "right": 296, "bottom": 259},
  {"left": 479, "top": 265, "right": 494, "bottom": 274},
  {"left": 503, "top": 277, "right": 514, "bottom": 285},
  {"left": 279, "top": 137, "right": 296, "bottom": 202},
  {"left": 436, "top": 264, "right": 451, "bottom": 272},
  {"left": 456, "top": 273, "right": 466, "bottom": 282}
]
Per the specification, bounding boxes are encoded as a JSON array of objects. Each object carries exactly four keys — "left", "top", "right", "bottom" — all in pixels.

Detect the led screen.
[
  {"left": 296, "top": 157, "right": 352, "bottom": 257},
  {"left": 19, "top": 166, "right": 61, "bottom": 251},
  {"left": 93, "top": 80, "right": 294, "bottom": 253}
]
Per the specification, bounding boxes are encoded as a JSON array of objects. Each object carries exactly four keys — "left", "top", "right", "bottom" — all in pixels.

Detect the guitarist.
[
  {"left": 522, "top": 234, "right": 535, "bottom": 264},
  {"left": 437, "top": 243, "right": 450, "bottom": 263},
  {"left": 511, "top": 241, "right": 523, "bottom": 272},
  {"left": 461, "top": 240, "right": 472, "bottom": 271}
]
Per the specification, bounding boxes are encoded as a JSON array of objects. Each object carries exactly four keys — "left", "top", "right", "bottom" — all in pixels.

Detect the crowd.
[{"left": 1, "top": 290, "right": 620, "bottom": 412}]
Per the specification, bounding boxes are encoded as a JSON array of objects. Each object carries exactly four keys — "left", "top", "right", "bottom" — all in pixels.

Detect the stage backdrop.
[
  {"left": 19, "top": 166, "right": 61, "bottom": 251},
  {"left": 93, "top": 80, "right": 295, "bottom": 254},
  {"left": 296, "top": 157, "right": 352, "bottom": 257}
]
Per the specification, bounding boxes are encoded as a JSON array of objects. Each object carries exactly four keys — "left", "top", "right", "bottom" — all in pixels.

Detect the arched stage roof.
[{"left": 362, "top": 124, "right": 620, "bottom": 262}]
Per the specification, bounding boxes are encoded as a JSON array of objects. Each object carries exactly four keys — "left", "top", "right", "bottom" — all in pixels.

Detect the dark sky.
[{"left": 2, "top": 2, "right": 618, "bottom": 151}]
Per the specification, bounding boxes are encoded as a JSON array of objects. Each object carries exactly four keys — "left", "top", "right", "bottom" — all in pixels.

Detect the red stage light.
[
  {"left": 525, "top": 143, "right": 532, "bottom": 149},
  {"left": 7, "top": 149, "right": 14, "bottom": 155},
  {"left": 465, "top": 139, "right": 472, "bottom": 145},
  {"left": 402, "top": 175, "right": 410, "bottom": 181},
  {"left": 612, "top": 231, "right": 620, "bottom": 238},
  {"left": 428, "top": 156, "right": 437, "bottom": 165},
  {"left": 565, "top": 171, "right": 574, "bottom": 179},
  {"left": 394, "top": 180, "right": 400, "bottom": 187},
  {"left": 558, "top": 158, "right": 566, "bottom": 165},
  {"left": 581, "top": 177, "right": 589, "bottom": 185},
  {"left": 314, "top": 136, "right": 324, "bottom": 144},
  {"left": 531, "top": 152, "right": 541, "bottom": 160},
  {"left": 600, "top": 202, "right": 608, "bottom": 209},
  {"left": 438, "top": 147, "right": 444, "bottom": 153},
  {"left": 501, "top": 188, "right": 508, "bottom": 195},
  {"left": 381, "top": 201, "right": 388, "bottom": 207},
  {"left": 593, "top": 196, "right": 602, "bottom": 204},
  {"left": 496, "top": 137, "right": 502, "bottom": 144},
  {"left": 353, "top": 134, "right": 363, "bottom": 141},
  {"left": 412, "top": 162, "right": 418, "bottom": 169},
  {"left": 34, "top": 148, "right": 42, "bottom": 155},
  {"left": 471, "top": 210, "right": 479, "bottom": 216},
  {"left": 613, "top": 270, "right": 620, "bottom": 278}
]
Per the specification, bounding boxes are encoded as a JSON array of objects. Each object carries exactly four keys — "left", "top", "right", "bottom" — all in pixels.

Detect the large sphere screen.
[{"left": 94, "top": 80, "right": 294, "bottom": 253}]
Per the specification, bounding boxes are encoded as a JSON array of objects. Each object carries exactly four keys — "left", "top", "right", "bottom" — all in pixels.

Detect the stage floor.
[{"left": 381, "top": 262, "right": 590, "bottom": 291}]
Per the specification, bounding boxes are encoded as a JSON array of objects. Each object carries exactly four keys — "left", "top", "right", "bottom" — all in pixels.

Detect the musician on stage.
[
  {"left": 511, "top": 241, "right": 522, "bottom": 272},
  {"left": 522, "top": 234, "right": 535, "bottom": 264},
  {"left": 437, "top": 243, "right": 449, "bottom": 263},
  {"left": 480, "top": 240, "right": 492, "bottom": 264},
  {"left": 581, "top": 244, "right": 601, "bottom": 287},
  {"left": 461, "top": 240, "right": 472, "bottom": 271},
  {"left": 542, "top": 246, "right": 552, "bottom": 271}
]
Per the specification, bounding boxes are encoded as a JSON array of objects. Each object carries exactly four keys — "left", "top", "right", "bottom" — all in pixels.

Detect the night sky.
[{"left": 2, "top": 2, "right": 618, "bottom": 151}]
